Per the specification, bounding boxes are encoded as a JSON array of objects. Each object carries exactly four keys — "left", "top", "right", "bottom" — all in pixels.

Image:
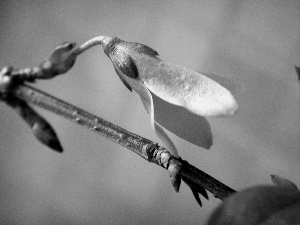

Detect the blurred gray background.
[{"left": 0, "top": 1, "right": 299, "bottom": 224}]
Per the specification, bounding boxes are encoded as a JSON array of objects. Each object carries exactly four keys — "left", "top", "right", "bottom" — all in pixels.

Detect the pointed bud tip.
[
  {"left": 32, "top": 122, "right": 63, "bottom": 153},
  {"left": 168, "top": 162, "right": 182, "bottom": 193},
  {"left": 34, "top": 130, "right": 64, "bottom": 153},
  {"left": 171, "top": 177, "right": 181, "bottom": 193},
  {"left": 182, "top": 176, "right": 208, "bottom": 207},
  {"left": 48, "top": 139, "right": 64, "bottom": 153}
]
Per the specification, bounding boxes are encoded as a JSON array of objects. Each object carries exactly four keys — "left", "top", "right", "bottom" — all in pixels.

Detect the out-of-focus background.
[{"left": 0, "top": 1, "right": 299, "bottom": 224}]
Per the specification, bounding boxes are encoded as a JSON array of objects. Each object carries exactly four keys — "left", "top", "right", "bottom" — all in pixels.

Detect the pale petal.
[
  {"left": 142, "top": 62, "right": 238, "bottom": 117},
  {"left": 120, "top": 73, "right": 179, "bottom": 156},
  {"left": 152, "top": 121, "right": 179, "bottom": 157},
  {"left": 151, "top": 92, "right": 213, "bottom": 149},
  {"left": 142, "top": 85, "right": 179, "bottom": 157},
  {"left": 199, "top": 72, "right": 241, "bottom": 96}
]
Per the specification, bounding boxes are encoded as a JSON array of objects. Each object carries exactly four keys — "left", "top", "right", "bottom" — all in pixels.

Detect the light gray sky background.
[{"left": 0, "top": 1, "right": 299, "bottom": 224}]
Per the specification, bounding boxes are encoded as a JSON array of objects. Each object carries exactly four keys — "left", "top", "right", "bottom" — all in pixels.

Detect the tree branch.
[
  {"left": 0, "top": 38, "right": 236, "bottom": 205},
  {"left": 10, "top": 82, "right": 236, "bottom": 200}
]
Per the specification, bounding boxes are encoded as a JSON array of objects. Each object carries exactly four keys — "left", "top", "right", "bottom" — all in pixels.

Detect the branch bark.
[{"left": 10, "top": 83, "right": 236, "bottom": 200}]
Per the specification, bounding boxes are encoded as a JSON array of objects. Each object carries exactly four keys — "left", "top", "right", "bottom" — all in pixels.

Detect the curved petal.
[
  {"left": 199, "top": 72, "right": 242, "bottom": 96},
  {"left": 116, "top": 64, "right": 212, "bottom": 150},
  {"left": 142, "top": 61, "right": 238, "bottom": 117},
  {"left": 152, "top": 92, "right": 213, "bottom": 149},
  {"left": 152, "top": 121, "right": 179, "bottom": 157},
  {"left": 119, "top": 71, "right": 179, "bottom": 157},
  {"left": 140, "top": 85, "right": 179, "bottom": 157}
]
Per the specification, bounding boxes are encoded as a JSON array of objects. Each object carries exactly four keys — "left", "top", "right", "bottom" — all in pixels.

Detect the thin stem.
[
  {"left": 72, "top": 36, "right": 105, "bottom": 55},
  {"left": 13, "top": 84, "right": 153, "bottom": 158},
  {"left": 11, "top": 83, "right": 236, "bottom": 200}
]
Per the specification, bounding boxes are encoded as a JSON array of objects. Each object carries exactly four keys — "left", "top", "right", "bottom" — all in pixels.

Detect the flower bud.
[
  {"left": 6, "top": 96, "right": 63, "bottom": 152},
  {"left": 49, "top": 42, "right": 77, "bottom": 75}
]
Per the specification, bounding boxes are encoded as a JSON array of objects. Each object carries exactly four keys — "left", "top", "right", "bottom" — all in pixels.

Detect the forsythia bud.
[
  {"left": 6, "top": 96, "right": 63, "bottom": 152},
  {"left": 49, "top": 42, "right": 77, "bottom": 75}
]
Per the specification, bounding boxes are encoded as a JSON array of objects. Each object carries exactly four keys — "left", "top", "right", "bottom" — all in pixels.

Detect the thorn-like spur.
[
  {"left": 143, "top": 143, "right": 208, "bottom": 206},
  {"left": 182, "top": 175, "right": 209, "bottom": 207}
]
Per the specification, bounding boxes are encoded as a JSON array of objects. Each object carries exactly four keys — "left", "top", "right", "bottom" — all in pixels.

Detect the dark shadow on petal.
[{"left": 152, "top": 92, "right": 213, "bottom": 149}]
